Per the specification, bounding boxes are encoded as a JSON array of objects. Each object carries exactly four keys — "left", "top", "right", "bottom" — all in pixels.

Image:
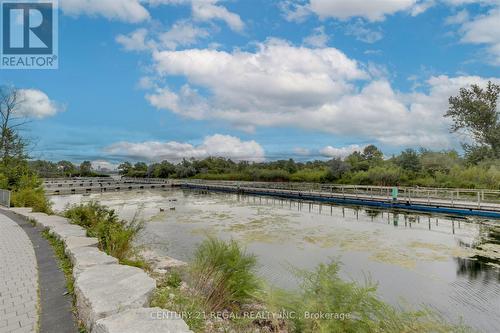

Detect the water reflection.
[{"left": 456, "top": 257, "right": 500, "bottom": 282}]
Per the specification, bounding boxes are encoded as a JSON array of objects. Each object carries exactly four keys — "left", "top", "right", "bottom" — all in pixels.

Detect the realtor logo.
[{"left": 1, "top": 0, "right": 58, "bottom": 69}]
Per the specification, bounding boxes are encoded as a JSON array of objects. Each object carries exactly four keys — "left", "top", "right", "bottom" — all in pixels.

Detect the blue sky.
[{"left": 2, "top": 0, "right": 500, "bottom": 168}]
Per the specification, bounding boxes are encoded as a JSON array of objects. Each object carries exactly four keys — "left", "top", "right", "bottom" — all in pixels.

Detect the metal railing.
[
  {"left": 181, "top": 180, "right": 500, "bottom": 210},
  {"left": 0, "top": 189, "right": 11, "bottom": 208}
]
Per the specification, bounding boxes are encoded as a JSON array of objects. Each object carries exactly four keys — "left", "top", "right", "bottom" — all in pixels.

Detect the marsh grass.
[
  {"left": 152, "top": 238, "right": 474, "bottom": 333},
  {"left": 269, "top": 261, "right": 474, "bottom": 333},
  {"left": 64, "top": 201, "right": 145, "bottom": 266},
  {"left": 190, "top": 236, "right": 261, "bottom": 313}
]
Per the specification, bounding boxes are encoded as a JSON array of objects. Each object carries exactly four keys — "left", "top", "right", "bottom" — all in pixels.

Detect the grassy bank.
[
  {"left": 151, "top": 237, "right": 473, "bottom": 333},
  {"left": 63, "top": 201, "right": 147, "bottom": 269}
]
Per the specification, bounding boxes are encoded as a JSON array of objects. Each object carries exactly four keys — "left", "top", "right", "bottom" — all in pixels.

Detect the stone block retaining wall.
[{"left": 9, "top": 208, "right": 192, "bottom": 333}]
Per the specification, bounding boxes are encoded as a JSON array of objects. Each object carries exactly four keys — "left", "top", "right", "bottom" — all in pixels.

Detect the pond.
[{"left": 49, "top": 189, "right": 500, "bottom": 333}]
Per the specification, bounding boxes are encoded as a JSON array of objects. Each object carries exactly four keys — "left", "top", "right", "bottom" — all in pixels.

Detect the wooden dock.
[{"left": 43, "top": 178, "right": 500, "bottom": 218}]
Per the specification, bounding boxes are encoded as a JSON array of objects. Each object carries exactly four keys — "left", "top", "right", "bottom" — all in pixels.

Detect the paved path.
[
  {"left": 0, "top": 215, "right": 38, "bottom": 333},
  {"left": 0, "top": 210, "right": 78, "bottom": 333}
]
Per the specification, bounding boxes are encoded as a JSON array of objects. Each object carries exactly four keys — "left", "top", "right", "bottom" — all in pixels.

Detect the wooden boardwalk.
[{"left": 43, "top": 178, "right": 500, "bottom": 218}]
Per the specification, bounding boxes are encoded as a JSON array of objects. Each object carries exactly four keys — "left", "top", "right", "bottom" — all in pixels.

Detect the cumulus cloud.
[
  {"left": 459, "top": 8, "right": 500, "bottom": 64},
  {"left": 345, "top": 20, "right": 383, "bottom": 43},
  {"left": 105, "top": 134, "right": 265, "bottom": 162},
  {"left": 148, "top": 0, "right": 244, "bottom": 31},
  {"left": 159, "top": 20, "right": 210, "bottom": 49},
  {"left": 191, "top": 0, "right": 244, "bottom": 31},
  {"left": 282, "top": 0, "right": 419, "bottom": 22},
  {"left": 16, "top": 89, "right": 62, "bottom": 119},
  {"left": 151, "top": 39, "right": 366, "bottom": 113},
  {"left": 116, "top": 20, "right": 211, "bottom": 52},
  {"left": 116, "top": 28, "right": 152, "bottom": 51},
  {"left": 320, "top": 144, "right": 364, "bottom": 159},
  {"left": 61, "top": 0, "right": 150, "bottom": 23},
  {"left": 92, "top": 160, "right": 119, "bottom": 171},
  {"left": 303, "top": 26, "right": 329, "bottom": 47},
  {"left": 143, "top": 37, "right": 500, "bottom": 149}
]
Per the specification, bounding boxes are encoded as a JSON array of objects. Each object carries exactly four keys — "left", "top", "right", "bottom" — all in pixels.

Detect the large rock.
[
  {"left": 75, "top": 264, "right": 156, "bottom": 330},
  {"left": 69, "top": 247, "right": 118, "bottom": 277},
  {"left": 92, "top": 307, "right": 193, "bottom": 333},
  {"left": 140, "top": 249, "right": 187, "bottom": 275}
]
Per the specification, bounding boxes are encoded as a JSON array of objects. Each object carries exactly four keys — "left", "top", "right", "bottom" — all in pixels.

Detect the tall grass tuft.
[
  {"left": 270, "top": 261, "right": 473, "bottom": 333},
  {"left": 191, "top": 237, "right": 261, "bottom": 312},
  {"left": 64, "top": 201, "right": 143, "bottom": 262}
]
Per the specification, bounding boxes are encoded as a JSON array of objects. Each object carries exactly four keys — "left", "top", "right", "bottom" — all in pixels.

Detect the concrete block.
[
  {"left": 69, "top": 247, "right": 118, "bottom": 277},
  {"left": 31, "top": 216, "right": 69, "bottom": 230},
  {"left": 65, "top": 236, "right": 99, "bottom": 253},
  {"left": 75, "top": 264, "right": 156, "bottom": 330},
  {"left": 9, "top": 207, "right": 33, "bottom": 214},
  {"left": 49, "top": 224, "right": 87, "bottom": 241},
  {"left": 92, "top": 307, "right": 193, "bottom": 333}
]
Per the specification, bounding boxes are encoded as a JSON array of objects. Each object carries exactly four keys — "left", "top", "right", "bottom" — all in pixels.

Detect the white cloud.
[
  {"left": 151, "top": 39, "right": 366, "bottom": 115},
  {"left": 303, "top": 26, "right": 329, "bottom": 47},
  {"left": 159, "top": 20, "right": 210, "bottom": 49},
  {"left": 280, "top": 0, "right": 311, "bottom": 22},
  {"left": 16, "top": 89, "right": 62, "bottom": 119},
  {"left": 192, "top": 0, "right": 244, "bottom": 31},
  {"left": 116, "top": 20, "right": 210, "bottom": 52},
  {"left": 293, "top": 147, "right": 311, "bottom": 156},
  {"left": 92, "top": 160, "right": 119, "bottom": 171},
  {"left": 345, "top": 20, "right": 383, "bottom": 43},
  {"left": 460, "top": 8, "right": 500, "bottom": 64},
  {"left": 105, "top": 134, "right": 265, "bottom": 162},
  {"left": 320, "top": 144, "right": 364, "bottom": 158},
  {"left": 116, "top": 28, "right": 152, "bottom": 51},
  {"left": 410, "top": 0, "right": 436, "bottom": 16},
  {"left": 284, "top": 0, "right": 418, "bottom": 22},
  {"left": 61, "top": 0, "right": 150, "bottom": 23},
  {"left": 445, "top": 9, "right": 470, "bottom": 24},
  {"left": 146, "top": 85, "right": 208, "bottom": 119},
  {"left": 147, "top": 0, "right": 244, "bottom": 31},
  {"left": 145, "top": 37, "right": 500, "bottom": 149}
]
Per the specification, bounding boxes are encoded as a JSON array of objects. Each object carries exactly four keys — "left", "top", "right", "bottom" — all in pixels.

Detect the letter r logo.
[{"left": 2, "top": 2, "right": 53, "bottom": 54}]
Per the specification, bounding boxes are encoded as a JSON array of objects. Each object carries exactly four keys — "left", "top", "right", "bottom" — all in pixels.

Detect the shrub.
[
  {"left": 64, "top": 202, "right": 142, "bottom": 261},
  {"left": 190, "top": 237, "right": 261, "bottom": 312},
  {"left": 10, "top": 174, "right": 52, "bottom": 213}
]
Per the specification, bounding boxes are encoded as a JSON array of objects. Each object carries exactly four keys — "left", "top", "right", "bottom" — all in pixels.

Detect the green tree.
[
  {"left": 325, "top": 158, "right": 350, "bottom": 181},
  {"left": 346, "top": 151, "right": 369, "bottom": 172},
  {"left": 362, "top": 145, "right": 384, "bottom": 165},
  {"left": 118, "top": 161, "right": 132, "bottom": 175},
  {"left": 396, "top": 149, "right": 421, "bottom": 173},
  {"left": 57, "top": 160, "right": 76, "bottom": 176},
  {"left": 446, "top": 81, "right": 500, "bottom": 162},
  {"left": 80, "top": 161, "right": 92, "bottom": 176}
]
